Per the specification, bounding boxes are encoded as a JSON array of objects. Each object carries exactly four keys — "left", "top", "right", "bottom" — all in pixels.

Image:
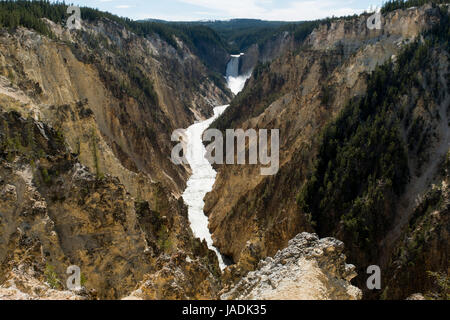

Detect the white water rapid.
[
  {"left": 182, "top": 105, "right": 228, "bottom": 269},
  {"left": 182, "top": 55, "right": 250, "bottom": 270}
]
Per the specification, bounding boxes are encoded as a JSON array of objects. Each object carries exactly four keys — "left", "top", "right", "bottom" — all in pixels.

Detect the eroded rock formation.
[{"left": 222, "top": 233, "right": 361, "bottom": 300}]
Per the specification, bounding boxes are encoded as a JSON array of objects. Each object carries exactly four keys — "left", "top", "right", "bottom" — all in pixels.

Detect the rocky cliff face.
[
  {"left": 206, "top": 4, "right": 449, "bottom": 298},
  {"left": 0, "top": 18, "right": 231, "bottom": 197},
  {"left": 0, "top": 110, "right": 221, "bottom": 299},
  {"left": 0, "top": 14, "right": 232, "bottom": 299},
  {"left": 239, "top": 31, "right": 295, "bottom": 75},
  {"left": 0, "top": 267, "right": 86, "bottom": 300},
  {"left": 221, "top": 233, "right": 361, "bottom": 300}
]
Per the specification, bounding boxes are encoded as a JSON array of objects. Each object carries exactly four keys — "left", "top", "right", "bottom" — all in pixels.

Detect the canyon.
[
  {"left": 0, "top": 1, "right": 448, "bottom": 300},
  {"left": 206, "top": 3, "right": 449, "bottom": 299}
]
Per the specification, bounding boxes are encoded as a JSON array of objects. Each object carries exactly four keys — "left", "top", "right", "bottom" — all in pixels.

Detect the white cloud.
[
  {"left": 116, "top": 5, "right": 133, "bottom": 9},
  {"left": 177, "top": 0, "right": 367, "bottom": 21}
]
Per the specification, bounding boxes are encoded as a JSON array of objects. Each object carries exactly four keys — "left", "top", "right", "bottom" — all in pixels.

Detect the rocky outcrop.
[
  {"left": 221, "top": 233, "right": 361, "bottom": 300},
  {"left": 123, "top": 250, "right": 221, "bottom": 300},
  {"left": 0, "top": 268, "right": 86, "bottom": 300}
]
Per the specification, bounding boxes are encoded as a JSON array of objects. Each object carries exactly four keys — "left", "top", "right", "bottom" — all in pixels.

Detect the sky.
[{"left": 65, "top": 0, "right": 385, "bottom": 22}]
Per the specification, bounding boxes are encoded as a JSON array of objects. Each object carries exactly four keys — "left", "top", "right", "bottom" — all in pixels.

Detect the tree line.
[{"left": 382, "top": 0, "right": 450, "bottom": 13}]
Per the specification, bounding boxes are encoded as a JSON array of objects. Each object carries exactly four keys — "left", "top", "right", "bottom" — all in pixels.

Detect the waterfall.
[
  {"left": 226, "top": 54, "right": 241, "bottom": 78},
  {"left": 226, "top": 54, "right": 251, "bottom": 95}
]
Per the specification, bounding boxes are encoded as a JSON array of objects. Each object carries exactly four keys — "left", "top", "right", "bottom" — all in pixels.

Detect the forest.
[
  {"left": 0, "top": 1, "right": 229, "bottom": 64},
  {"left": 382, "top": 0, "right": 450, "bottom": 13},
  {"left": 297, "top": 6, "right": 449, "bottom": 262}
]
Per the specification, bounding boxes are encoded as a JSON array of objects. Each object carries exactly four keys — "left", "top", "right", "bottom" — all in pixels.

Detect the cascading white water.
[
  {"left": 226, "top": 54, "right": 241, "bottom": 78},
  {"left": 226, "top": 54, "right": 251, "bottom": 95},
  {"left": 182, "top": 54, "right": 251, "bottom": 271},
  {"left": 182, "top": 105, "right": 228, "bottom": 270}
]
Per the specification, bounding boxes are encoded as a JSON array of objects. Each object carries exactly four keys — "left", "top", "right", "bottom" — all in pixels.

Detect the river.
[{"left": 182, "top": 55, "right": 251, "bottom": 270}]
